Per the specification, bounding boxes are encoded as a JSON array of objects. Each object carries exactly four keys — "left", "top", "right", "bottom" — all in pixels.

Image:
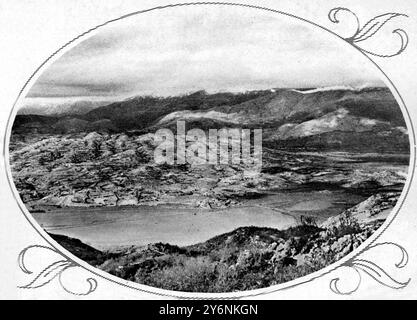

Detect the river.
[{"left": 32, "top": 187, "right": 367, "bottom": 250}]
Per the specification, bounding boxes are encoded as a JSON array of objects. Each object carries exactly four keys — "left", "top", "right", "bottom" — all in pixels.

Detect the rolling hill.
[{"left": 12, "top": 87, "right": 409, "bottom": 152}]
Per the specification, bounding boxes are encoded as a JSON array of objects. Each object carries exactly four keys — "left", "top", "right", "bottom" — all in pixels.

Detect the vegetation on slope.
[{"left": 49, "top": 193, "right": 390, "bottom": 293}]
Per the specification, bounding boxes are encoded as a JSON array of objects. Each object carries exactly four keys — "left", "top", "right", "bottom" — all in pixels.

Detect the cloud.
[{"left": 27, "top": 5, "right": 384, "bottom": 98}]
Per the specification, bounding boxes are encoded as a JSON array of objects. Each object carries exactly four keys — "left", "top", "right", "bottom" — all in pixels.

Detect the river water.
[{"left": 32, "top": 187, "right": 367, "bottom": 250}]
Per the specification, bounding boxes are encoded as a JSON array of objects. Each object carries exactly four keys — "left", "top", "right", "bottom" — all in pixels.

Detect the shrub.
[
  {"left": 273, "top": 251, "right": 335, "bottom": 285},
  {"left": 135, "top": 147, "right": 151, "bottom": 163},
  {"left": 281, "top": 224, "right": 322, "bottom": 239},
  {"left": 69, "top": 142, "right": 103, "bottom": 163},
  {"left": 69, "top": 151, "right": 91, "bottom": 163},
  {"left": 106, "top": 141, "right": 117, "bottom": 154},
  {"left": 330, "top": 215, "right": 361, "bottom": 237},
  {"left": 300, "top": 215, "right": 317, "bottom": 227},
  {"left": 138, "top": 256, "right": 218, "bottom": 292},
  {"left": 91, "top": 140, "right": 102, "bottom": 159},
  {"left": 38, "top": 149, "right": 62, "bottom": 165}
]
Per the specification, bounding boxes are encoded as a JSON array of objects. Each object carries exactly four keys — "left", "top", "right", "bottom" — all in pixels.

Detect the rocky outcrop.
[
  {"left": 321, "top": 192, "right": 400, "bottom": 228},
  {"left": 10, "top": 128, "right": 407, "bottom": 212}
]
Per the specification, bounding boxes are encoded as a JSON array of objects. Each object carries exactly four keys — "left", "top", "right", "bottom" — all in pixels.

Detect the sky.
[{"left": 27, "top": 5, "right": 385, "bottom": 99}]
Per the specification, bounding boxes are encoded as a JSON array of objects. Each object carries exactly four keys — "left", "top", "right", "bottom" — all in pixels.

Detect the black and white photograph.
[{"left": 7, "top": 4, "right": 410, "bottom": 293}]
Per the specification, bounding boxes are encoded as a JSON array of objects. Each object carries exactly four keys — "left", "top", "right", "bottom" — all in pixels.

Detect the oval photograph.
[{"left": 8, "top": 5, "right": 410, "bottom": 293}]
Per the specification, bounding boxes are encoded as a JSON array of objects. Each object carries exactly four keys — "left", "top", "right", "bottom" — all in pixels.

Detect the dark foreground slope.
[{"left": 49, "top": 191, "right": 396, "bottom": 292}]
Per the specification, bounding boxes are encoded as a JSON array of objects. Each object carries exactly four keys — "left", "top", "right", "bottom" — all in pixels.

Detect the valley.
[{"left": 9, "top": 86, "right": 410, "bottom": 291}]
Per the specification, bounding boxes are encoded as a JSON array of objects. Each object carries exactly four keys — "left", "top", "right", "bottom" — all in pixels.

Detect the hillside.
[
  {"left": 9, "top": 127, "right": 407, "bottom": 209},
  {"left": 12, "top": 87, "right": 408, "bottom": 152},
  {"left": 18, "top": 98, "right": 115, "bottom": 117},
  {"left": 10, "top": 86, "right": 409, "bottom": 209}
]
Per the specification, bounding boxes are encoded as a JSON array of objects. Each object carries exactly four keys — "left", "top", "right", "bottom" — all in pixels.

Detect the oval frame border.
[{"left": 3, "top": 2, "right": 415, "bottom": 299}]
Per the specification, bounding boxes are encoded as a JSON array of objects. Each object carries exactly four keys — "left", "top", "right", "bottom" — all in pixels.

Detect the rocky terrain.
[
  {"left": 9, "top": 87, "right": 409, "bottom": 211},
  {"left": 9, "top": 129, "right": 408, "bottom": 211},
  {"left": 9, "top": 86, "right": 409, "bottom": 291},
  {"left": 48, "top": 190, "right": 396, "bottom": 292}
]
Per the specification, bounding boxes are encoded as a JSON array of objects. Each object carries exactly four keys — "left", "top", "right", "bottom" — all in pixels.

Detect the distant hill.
[
  {"left": 18, "top": 98, "right": 115, "bottom": 117},
  {"left": 82, "top": 90, "right": 271, "bottom": 131},
  {"left": 12, "top": 114, "right": 59, "bottom": 134}
]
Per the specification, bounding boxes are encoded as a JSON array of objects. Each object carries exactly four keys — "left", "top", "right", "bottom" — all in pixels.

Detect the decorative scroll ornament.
[
  {"left": 330, "top": 242, "right": 410, "bottom": 295},
  {"left": 329, "top": 8, "right": 409, "bottom": 57},
  {"left": 18, "top": 245, "right": 97, "bottom": 296}
]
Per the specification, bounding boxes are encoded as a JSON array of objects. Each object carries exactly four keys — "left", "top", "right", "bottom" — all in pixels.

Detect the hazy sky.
[{"left": 27, "top": 6, "right": 384, "bottom": 98}]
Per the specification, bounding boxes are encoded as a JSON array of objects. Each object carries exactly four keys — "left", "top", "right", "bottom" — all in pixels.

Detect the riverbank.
[
  {"left": 33, "top": 185, "right": 369, "bottom": 249},
  {"left": 49, "top": 191, "right": 397, "bottom": 292}
]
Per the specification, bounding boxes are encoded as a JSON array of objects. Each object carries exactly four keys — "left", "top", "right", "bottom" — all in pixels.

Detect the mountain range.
[
  {"left": 18, "top": 98, "right": 116, "bottom": 117},
  {"left": 12, "top": 87, "right": 409, "bottom": 152}
]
